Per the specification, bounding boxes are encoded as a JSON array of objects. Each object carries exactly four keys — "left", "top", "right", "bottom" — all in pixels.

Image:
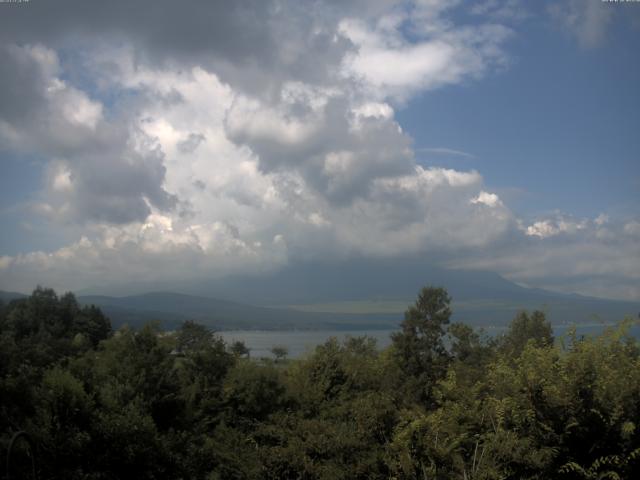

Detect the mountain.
[
  {"left": 0, "top": 290, "right": 27, "bottom": 303},
  {"left": 7, "top": 259, "right": 639, "bottom": 330},
  {"left": 184, "top": 258, "right": 534, "bottom": 305},
  {"left": 77, "top": 292, "right": 398, "bottom": 331},
  {"left": 76, "top": 258, "right": 546, "bottom": 303},
  {"left": 74, "top": 257, "right": 640, "bottom": 328}
]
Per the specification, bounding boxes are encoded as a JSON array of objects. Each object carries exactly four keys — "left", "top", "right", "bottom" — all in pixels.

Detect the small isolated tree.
[
  {"left": 271, "top": 345, "right": 288, "bottom": 363},
  {"left": 392, "top": 286, "right": 452, "bottom": 404}
]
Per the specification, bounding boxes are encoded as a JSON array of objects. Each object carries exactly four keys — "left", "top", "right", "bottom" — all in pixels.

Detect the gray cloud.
[
  {"left": 449, "top": 215, "right": 640, "bottom": 300},
  {"left": 177, "top": 133, "right": 206, "bottom": 154},
  {"left": 64, "top": 143, "right": 177, "bottom": 224},
  {"left": 0, "top": 45, "right": 49, "bottom": 125},
  {"left": 0, "top": 0, "right": 357, "bottom": 99},
  {"left": 0, "top": 44, "right": 176, "bottom": 224}
]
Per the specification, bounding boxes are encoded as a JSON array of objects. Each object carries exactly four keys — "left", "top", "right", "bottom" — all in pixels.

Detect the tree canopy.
[{"left": 1, "top": 286, "right": 638, "bottom": 479}]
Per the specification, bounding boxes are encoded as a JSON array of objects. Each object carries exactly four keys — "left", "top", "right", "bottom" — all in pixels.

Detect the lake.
[{"left": 219, "top": 323, "right": 640, "bottom": 359}]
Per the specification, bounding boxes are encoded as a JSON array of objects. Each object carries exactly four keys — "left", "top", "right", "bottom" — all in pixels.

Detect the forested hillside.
[{"left": 1, "top": 287, "right": 639, "bottom": 479}]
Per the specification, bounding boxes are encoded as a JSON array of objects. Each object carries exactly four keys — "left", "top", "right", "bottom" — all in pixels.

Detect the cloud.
[
  {"left": 226, "top": 93, "right": 417, "bottom": 204},
  {"left": 450, "top": 214, "right": 640, "bottom": 300},
  {"left": 338, "top": 11, "right": 512, "bottom": 102},
  {"left": 0, "top": 167, "right": 514, "bottom": 293},
  {"left": 623, "top": 220, "right": 640, "bottom": 237},
  {"left": 0, "top": 0, "right": 358, "bottom": 99},
  {"left": 0, "top": 44, "right": 176, "bottom": 225},
  {"left": 177, "top": 133, "right": 206, "bottom": 154},
  {"left": 0, "top": 0, "right": 636, "bottom": 301},
  {"left": 524, "top": 215, "right": 588, "bottom": 238},
  {"left": 0, "top": 44, "right": 103, "bottom": 156},
  {"left": 0, "top": 50, "right": 515, "bottom": 291},
  {"left": 0, "top": 218, "right": 288, "bottom": 294},
  {"left": 471, "top": 191, "right": 503, "bottom": 208},
  {"left": 548, "top": 0, "right": 614, "bottom": 48}
]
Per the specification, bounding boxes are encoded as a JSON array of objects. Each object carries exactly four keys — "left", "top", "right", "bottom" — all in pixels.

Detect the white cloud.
[
  {"left": 226, "top": 95, "right": 322, "bottom": 149},
  {"left": 50, "top": 163, "right": 73, "bottom": 192},
  {"left": 0, "top": 214, "right": 289, "bottom": 293},
  {"left": 525, "top": 216, "right": 588, "bottom": 238},
  {"left": 351, "top": 102, "right": 395, "bottom": 121},
  {"left": 471, "top": 191, "right": 503, "bottom": 208},
  {"left": 338, "top": 11, "right": 512, "bottom": 102}
]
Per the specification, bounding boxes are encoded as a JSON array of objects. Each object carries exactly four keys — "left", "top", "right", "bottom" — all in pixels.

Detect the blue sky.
[
  {"left": 0, "top": 0, "right": 638, "bottom": 300},
  {"left": 399, "top": 2, "right": 640, "bottom": 219}
]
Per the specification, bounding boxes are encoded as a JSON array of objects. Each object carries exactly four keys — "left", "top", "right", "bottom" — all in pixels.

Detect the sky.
[{"left": 0, "top": 0, "right": 638, "bottom": 300}]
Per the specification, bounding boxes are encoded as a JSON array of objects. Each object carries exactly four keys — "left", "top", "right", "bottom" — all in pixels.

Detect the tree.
[
  {"left": 500, "top": 310, "right": 554, "bottom": 358},
  {"left": 223, "top": 362, "right": 287, "bottom": 425},
  {"left": 447, "top": 322, "right": 495, "bottom": 387},
  {"left": 391, "top": 286, "right": 452, "bottom": 404},
  {"left": 73, "top": 304, "right": 111, "bottom": 346},
  {"left": 271, "top": 345, "right": 288, "bottom": 363},
  {"left": 176, "top": 320, "right": 215, "bottom": 353},
  {"left": 230, "top": 340, "right": 250, "bottom": 358}
]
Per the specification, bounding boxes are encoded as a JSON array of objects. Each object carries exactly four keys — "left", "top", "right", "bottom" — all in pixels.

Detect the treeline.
[{"left": 1, "top": 286, "right": 639, "bottom": 479}]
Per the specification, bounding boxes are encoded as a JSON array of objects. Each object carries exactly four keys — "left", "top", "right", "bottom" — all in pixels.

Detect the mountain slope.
[
  {"left": 77, "top": 292, "right": 398, "bottom": 330},
  {"left": 167, "top": 258, "right": 640, "bottom": 325},
  {"left": 8, "top": 257, "right": 639, "bottom": 329}
]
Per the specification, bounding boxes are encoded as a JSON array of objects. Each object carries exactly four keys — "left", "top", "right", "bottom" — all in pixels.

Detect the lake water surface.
[{"left": 219, "top": 323, "right": 640, "bottom": 359}]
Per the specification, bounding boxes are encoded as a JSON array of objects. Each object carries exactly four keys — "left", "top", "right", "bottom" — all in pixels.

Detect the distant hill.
[
  {"left": 74, "top": 285, "right": 639, "bottom": 330},
  {"left": 77, "top": 292, "right": 398, "bottom": 331},
  {"left": 0, "top": 290, "right": 26, "bottom": 303},
  {"left": 6, "top": 257, "right": 640, "bottom": 330},
  {"left": 107, "top": 258, "right": 637, "bottom": 326}
]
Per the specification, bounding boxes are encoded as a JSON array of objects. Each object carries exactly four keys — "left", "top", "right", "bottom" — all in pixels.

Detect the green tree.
[
  {"left": 224, "top": 361, "right": 288, "bottom": 426},
  {"left": 447, "top": 322, "right": 496, "bottom": 388},
  {"left": 177, "top": 320, "right": 215, "bottom": 353},
  {"left": 391, "top": 286, "right": 452, "bottom": 404},
  {"left": 271, "top": 345, "right": 288, "bottom": 363},
  {"left": 73, "top": 304, "right": 111, "bottom": 347},
  {"left": 500, "top": 310, "right": 554, "bottom": 358},
  {"left": 229, "top": 340, "right": 250, "bottom": 358}
]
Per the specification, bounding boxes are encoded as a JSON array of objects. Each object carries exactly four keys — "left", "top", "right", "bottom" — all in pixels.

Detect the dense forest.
[{"left": 1, "top": 287, "right": 639, "bottom": 479}]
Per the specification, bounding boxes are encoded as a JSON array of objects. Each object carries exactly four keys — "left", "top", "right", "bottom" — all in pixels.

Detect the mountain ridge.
[{"left": 3, "top": 261, "right": 638, "bottom": 330}]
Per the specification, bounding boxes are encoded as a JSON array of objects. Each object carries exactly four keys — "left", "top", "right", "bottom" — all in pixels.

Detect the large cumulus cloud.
[{"left": 0, "top": 0, "right": 637, "bottom": 300}]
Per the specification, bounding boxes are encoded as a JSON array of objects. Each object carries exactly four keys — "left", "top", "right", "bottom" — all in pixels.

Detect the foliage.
[
  {"left": 270, "top": 345, "right": 288, "bottom": 362},
  {"left": 498, "top": 309, "right": 554, "bottom": 357},
  {"left": 1, "top": 287, "right": 639, "bottom": 479},
  {"left": 391, "top": 286, "right": 452, "bottom": 405}
]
